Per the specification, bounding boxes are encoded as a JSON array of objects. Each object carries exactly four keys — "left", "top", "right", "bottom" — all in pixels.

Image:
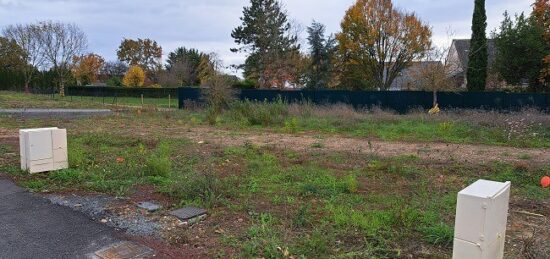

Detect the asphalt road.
[{"left": 0, "top": 177, "right": 121, "bottom": 258}]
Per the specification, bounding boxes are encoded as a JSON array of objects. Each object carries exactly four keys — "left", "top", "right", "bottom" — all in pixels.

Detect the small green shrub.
[
  {"left": 202, "top": 75, "right": 236, "bottom": 121},
  {"left": 242, "top": 213, "right": 284, "bottom": 258},
  {"left": 292, "top": 204, "right": 311, "bottom": 229},
  {"left": 22, "top": 179, "right": 48, "bottom": 191},
  {"left": 49, "top": 169, "right": 82, "bottom": 183},
  {"left": 341, "top": 174, "right": 359, "bottom": 193},
  {"left": 311, "top": 142, "right": 324, "bottom": 148},
  {"left": 68, "top": 139, "right": 87, "bottom": 168},
  {"left": 420, "top": 223, "right": 454, "bottom": 246},
  {"left": 145, "top": 155, "right": 171, "bottom": 177},
  {"left": 295, "top": 229, "right": 330, "bottom": 257},
  {"left": 228, "top": 98, "right": 289, "bottom": 127},
  {"left": 284, "top": 117, "right": 299, "bottom": 133},
  {"left": 166, "top": 169, "right": 229, "bottom": 208},
  {"left": 144, "top": 142, "right": 172, "bottom": 177}
]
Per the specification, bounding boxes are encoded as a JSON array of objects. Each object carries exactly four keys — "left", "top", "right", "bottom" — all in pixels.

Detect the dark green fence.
[
  {"left": 67, "top": 86, "right": 178, "bottom": 98},
  {"left": 178, "top": 88, "right": 550, "bottom": 113}
]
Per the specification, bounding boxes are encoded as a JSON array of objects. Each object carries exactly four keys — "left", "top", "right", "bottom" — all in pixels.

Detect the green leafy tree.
[
  {"left": 165, "top": 47, "right": 204, "bottom": 85},
  {"left": 197, "top": 53, "right": 219, "bottom": 85},
  {"left": 306, "top": 21, "right": 336, "bottom": 89},
  {"left": 493, "top": 12, "right": 548, "bottom": 91},
  {"left": 231, "top": 0, "right": 300, "bottom": 88},
  {"left": 467, "top": 0, "right": 488, "bottom": 91},
  {"left": 0, "top": 37, "right": 25, "bottom": 71},
  {"left": 117, "top": 38, "right": 162, "bottom": 81}
]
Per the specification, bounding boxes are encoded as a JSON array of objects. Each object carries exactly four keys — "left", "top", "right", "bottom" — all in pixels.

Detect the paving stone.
[
  {"left": 93, "top": 241, "right": 154, "bottom": 259},
  {"left": 169, "top": 206, "right": 207, "bottom": 221},
  {"left": 137, "top": 202, "right": 162, "bottom": 212}
]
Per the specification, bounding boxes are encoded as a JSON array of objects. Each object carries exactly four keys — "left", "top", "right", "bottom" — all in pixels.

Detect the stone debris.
[
  {"left": 169, "top": 207, "right": 207, "bottom": 222},
  {"left": 137, "top": 201, "right": 162, "bottom": 212}
]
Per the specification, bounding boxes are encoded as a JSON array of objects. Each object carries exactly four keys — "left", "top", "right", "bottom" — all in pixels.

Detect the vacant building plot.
[{"left": 0, "top": 96, "right": 548, "bottom": 258}]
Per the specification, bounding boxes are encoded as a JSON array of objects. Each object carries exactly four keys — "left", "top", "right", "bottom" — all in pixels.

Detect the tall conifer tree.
[
  {"left": 231, "top": 0, "right": 299, "bottom": 88},
  {"left": 306, "top": 21, "right": 336, "bottom": 89},
  {"left": 467, "top": 0, "right": 488, "bottom": 91}
]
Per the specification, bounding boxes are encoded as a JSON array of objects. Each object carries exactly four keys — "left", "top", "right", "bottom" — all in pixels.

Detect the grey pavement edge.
[{"left": 0, "top": 109, "right": 112, "bottom": 118}]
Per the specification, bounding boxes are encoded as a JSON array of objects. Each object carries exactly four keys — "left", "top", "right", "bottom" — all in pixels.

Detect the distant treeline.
[{"left": 0, "top": 69, "right": 69, "bottom": 92}]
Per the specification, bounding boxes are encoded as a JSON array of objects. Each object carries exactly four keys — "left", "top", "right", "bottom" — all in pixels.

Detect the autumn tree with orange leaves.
[
  {"left": 533, "top": 0, "right": 550, "bottom": 86},
  {"left": 72, "top": 53, "right": 105, "bottom": 86},
  {"left": 337, "top": 0, "right": 432, "bottom": 90}
]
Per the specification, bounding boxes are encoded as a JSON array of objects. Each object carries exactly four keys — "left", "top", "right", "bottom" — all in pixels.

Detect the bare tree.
[
  {"left": 3, "top": 23, "right": 45, "bottom": 93},
  {"left": 102, "top": 61, "right": 128, "bottom": 78},
  {"left": 158, "top": 60, "right": 195, "bottom": 87},
  {"left": 409, "top": 31, "right": 461, "bottom": 107},
  {"left": 39, "top": 21, "right": 87, "bottom": 96}
]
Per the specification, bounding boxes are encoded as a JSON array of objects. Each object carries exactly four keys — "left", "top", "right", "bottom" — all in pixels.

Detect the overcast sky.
[{"left": 0, "top": 0, "right": 534, "bottom": 74}]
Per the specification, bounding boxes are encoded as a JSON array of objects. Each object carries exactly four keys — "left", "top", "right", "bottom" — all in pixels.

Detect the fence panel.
[
  {"left": 178, "top": 88, "right": 202, "bottom": 108},
  {"left": 177, "top": 88, "right": 550, "bottom": 113},
  {"left": 67, "top": 86, "right": 178, "bottom": 98}
]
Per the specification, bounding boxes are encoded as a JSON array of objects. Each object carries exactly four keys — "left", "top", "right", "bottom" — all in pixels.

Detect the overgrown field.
[{"left": 0, "top": 94, "right": 549, "bottom": 258}]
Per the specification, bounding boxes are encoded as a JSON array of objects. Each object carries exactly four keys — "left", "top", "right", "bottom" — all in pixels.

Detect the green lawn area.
[{"left": 0, "top": 91, "right": 176, "bottom": 109}]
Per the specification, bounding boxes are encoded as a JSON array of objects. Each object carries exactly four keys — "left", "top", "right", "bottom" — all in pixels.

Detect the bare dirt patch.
[
  {"left": 1, "top": 125, "right": 548, "bottom": 165},
  {"left": 176, "top": 127, "right": 550, "bottom": 166}
]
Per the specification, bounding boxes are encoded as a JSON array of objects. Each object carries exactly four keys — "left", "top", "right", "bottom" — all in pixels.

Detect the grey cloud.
[{"left": 0, "top": 0, "right": 534, "bottom": 71}]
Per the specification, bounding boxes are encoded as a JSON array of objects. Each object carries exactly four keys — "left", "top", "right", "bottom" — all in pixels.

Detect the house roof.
[{"left": 452, "top": 39, "right": 497, "bottom": 69}]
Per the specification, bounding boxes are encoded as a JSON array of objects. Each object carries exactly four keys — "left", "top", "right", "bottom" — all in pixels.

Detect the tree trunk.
[
  {"left": 24, "top": 81, "right": 30, "bottom": 94},
  {"left": 433, "top": 90, "right": 438, "bottom": 107},
  {"left": 59, "top": 79, "right": 65, "bottom": 97}
]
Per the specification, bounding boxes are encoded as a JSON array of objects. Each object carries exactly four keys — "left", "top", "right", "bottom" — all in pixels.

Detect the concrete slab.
[
  {"left": 137, "top": 202, "right": 162, "bottom": 212},
  {"left": 169, "top": 207, "right": 207, "bottom": 221}
]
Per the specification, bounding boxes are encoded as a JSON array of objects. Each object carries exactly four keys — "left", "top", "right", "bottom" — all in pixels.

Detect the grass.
[
  {"left": 224, "top": 101, "right": 550, "bottom": 148},
  {"left": 2, "top": 130, "right": 548, "bottom": 257},
  {"left": 2, "top": 91, "right": 549, "bottom": 148},
  {"left": 0, "top": 94, "right": 549, "bottom": 257},
  {"left": 0, "top": 91, "right": 176, "bottom": 109},
  {"left": 214, "top": 99, "right": 549, "bottom": 148}
]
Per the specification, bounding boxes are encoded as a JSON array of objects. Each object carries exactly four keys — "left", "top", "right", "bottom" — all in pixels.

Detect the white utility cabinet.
[
  {"left": 452, "top": 180, "right": 511, "bottom": 259},
  {"left": 19, "top": 127, "right": 68, "bottom": 174}
]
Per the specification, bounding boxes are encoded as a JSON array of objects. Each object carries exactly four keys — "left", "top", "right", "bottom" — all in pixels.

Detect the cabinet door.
[
  {"left": 28, "top": 130, "right": 53, "bottom": 161},
  {"left": 52, "top": 129, "right": 67, "bottom": 150},
  {"left": 53, "top": 149, "right": 68, "bottom": 163},
  {"left": 19, "top": 131, "right": 27, "bottom": 170}
]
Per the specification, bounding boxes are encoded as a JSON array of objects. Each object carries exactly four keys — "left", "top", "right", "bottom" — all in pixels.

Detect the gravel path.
[{"left": 46, "top": 194, "right": 162, "bottom": 237}]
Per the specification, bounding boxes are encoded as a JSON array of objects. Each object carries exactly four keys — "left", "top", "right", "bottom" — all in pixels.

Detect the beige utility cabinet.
[
  {"left": 19, "top": 127, "right": 68, "bottom": 174},
  {"left": 452, "top": 180, "right": 511, "bottom": 259}
]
